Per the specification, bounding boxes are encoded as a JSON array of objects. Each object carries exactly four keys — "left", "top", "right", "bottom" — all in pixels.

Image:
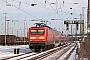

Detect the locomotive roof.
[
  {"left": 31, "top": 25, "right": 53, "bottom": 30},
  {"left": 31, "top": 23, "right": 53, "bottom": 30}
]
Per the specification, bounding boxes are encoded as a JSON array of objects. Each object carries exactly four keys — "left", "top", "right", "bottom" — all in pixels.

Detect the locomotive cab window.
[
  {"left": 38, "top": 30, "right": 45, "bottom": 34},
  {"left": 30, "top": 29, "right": 45, "bottom": 34},
  {"left": 30, "top": 30, "right": 37, "bottom": 34}
]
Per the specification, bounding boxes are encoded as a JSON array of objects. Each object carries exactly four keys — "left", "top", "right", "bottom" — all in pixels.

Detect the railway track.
[
  {"left": 51, "top": 43, "right": 76, "bottom": 60},
  {"left": 1, "top": 43, "right": 75, "bottom": 60},
  {"left": 1, "top": 52, "right": 37, "bottom": 60},
  {"left": 29, "top": 43, "right": 76, "bottom": 60}
]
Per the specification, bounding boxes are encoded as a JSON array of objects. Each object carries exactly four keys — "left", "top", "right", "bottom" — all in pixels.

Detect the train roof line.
[{"left": 34, "top": 23, "right": 53, "bottom": 29}]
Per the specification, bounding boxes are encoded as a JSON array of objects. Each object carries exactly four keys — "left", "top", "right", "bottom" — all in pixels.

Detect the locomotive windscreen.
[{"left": 30, "top": 29, "right": 45, "bottom": 34}]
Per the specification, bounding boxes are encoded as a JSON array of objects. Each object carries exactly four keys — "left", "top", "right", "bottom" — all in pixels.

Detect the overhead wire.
[
  {"left": 45, "top": 0, "right": 63, "bottom": 21},
  {"left": 57, "top": 0, "right": 63, "bottom": 12},
  {"left": 35, "top": 0, "right": 52, "bottom": 19},
  {"left": 62, "top": 0, "right": 69, "bottom": 20},
  {"left": 12, "top": 0, "right": 64, "bottom": 22},
  {"left": 13, "top": 0, "right": 62, "bottom": 12},
  {"left": 1, "top": 0, "right": 83, "bottom": 21},
  {"left": 35, "top": 0, "right": 65, "bottom": 28},
  {"left": 12, "top": 0, "right": 76, "bottom": 21},
  {"left": 0, "top": 2, "right": 7, "bottom": 19},
  {"left": 2, "top": 0, "right": 43, "bottom": 20},
  {"left": 58, "top": 0, "right": 75, "bottom": 20},
  {"left": 12, "top": 0, "right": 56, "bottom": 20},
  {"left": 0, "top": 9, "right": 5, "bottom": 19},
  {"left": 35, "top": 0, "right": 79, "bottom": 21},
  {"left": 7, "top": 0, "right": 56, "bottom": 21},
  {"left": 0, "top": 8, "right": 10, "bottom": 20}
]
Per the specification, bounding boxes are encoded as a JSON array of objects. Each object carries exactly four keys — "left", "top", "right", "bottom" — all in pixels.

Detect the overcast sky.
[{"left": 0, "top": 0, "right": 88, "bottom": 36}]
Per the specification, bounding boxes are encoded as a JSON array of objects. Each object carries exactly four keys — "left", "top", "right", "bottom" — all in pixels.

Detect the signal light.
[
  {"left": 76, "top": 22, "right": 78, "bottom": 30},
  {"left": 66, "top": 27, "right": 69, "bottom": 30},
  {"left": 64, "top": 21, "right": 69, "bottom": 30},
  {"left": 66, "top": 22, "right": 68, "bottom": 27},
  {"left": 62, "top": 31, "right": 63, "bottom": 33},
  {"left": 64, "top": 21, "right": 66, "bottom": 24},
  {"left": 66, "top": 22, "right": 69, "bottom": 30}
]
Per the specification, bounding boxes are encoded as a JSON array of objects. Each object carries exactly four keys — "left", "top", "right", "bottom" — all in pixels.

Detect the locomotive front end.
[{"left": 28, "top": 27, "right": 47, "bottom": 52}]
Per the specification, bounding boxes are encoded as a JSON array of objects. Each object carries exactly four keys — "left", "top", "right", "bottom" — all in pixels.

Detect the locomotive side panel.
[{"left": 47, "top": 29, "right": 54, "bottom": 45}]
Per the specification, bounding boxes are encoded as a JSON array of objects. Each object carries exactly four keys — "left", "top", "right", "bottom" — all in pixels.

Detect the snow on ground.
[
  {"left": 68, "top": 47, "right": 78, "bottom": 60},
  {"left": 68, "top": 42, "right": 80, "bottom": 60},
  {"left": 43, "top": 43, "right": 77, "bottom": 60},
  {"left": 0, "top": 43, "right": 79, "bottom": 60},
  {"left": 0, "top": 45, "right": 32, "bottom": 59}
]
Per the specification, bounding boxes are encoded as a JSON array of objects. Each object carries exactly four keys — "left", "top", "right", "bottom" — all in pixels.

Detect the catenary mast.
[{"left": 87, "top": 0, "right": 90, "bottom": 40}]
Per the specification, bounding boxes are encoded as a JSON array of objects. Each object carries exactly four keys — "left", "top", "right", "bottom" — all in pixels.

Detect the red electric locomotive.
[{"left": 28, "top": 23, "right": 68, "bottom": 52}]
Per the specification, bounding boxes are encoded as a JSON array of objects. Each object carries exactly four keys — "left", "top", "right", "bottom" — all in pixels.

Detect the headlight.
[
  {"left": 39, "top": 37, "right": 45, "bottom": 39},
  {"left": 43, "top": 40, "right": 45, "bottom": 41},
  {"left": 30, "top": 40, "right": 32, "bottom": 41},
  {"left": 30, "top": 37, "right": 36, "bottom": 39}
]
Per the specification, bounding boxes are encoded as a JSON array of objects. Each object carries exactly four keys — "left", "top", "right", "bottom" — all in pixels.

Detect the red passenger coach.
[
  {"left": 28, "top": 23, "right": 68, "bottom": 52},
  {"left": 60, "top": 33, "right": 68, "bottom": 45}
]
